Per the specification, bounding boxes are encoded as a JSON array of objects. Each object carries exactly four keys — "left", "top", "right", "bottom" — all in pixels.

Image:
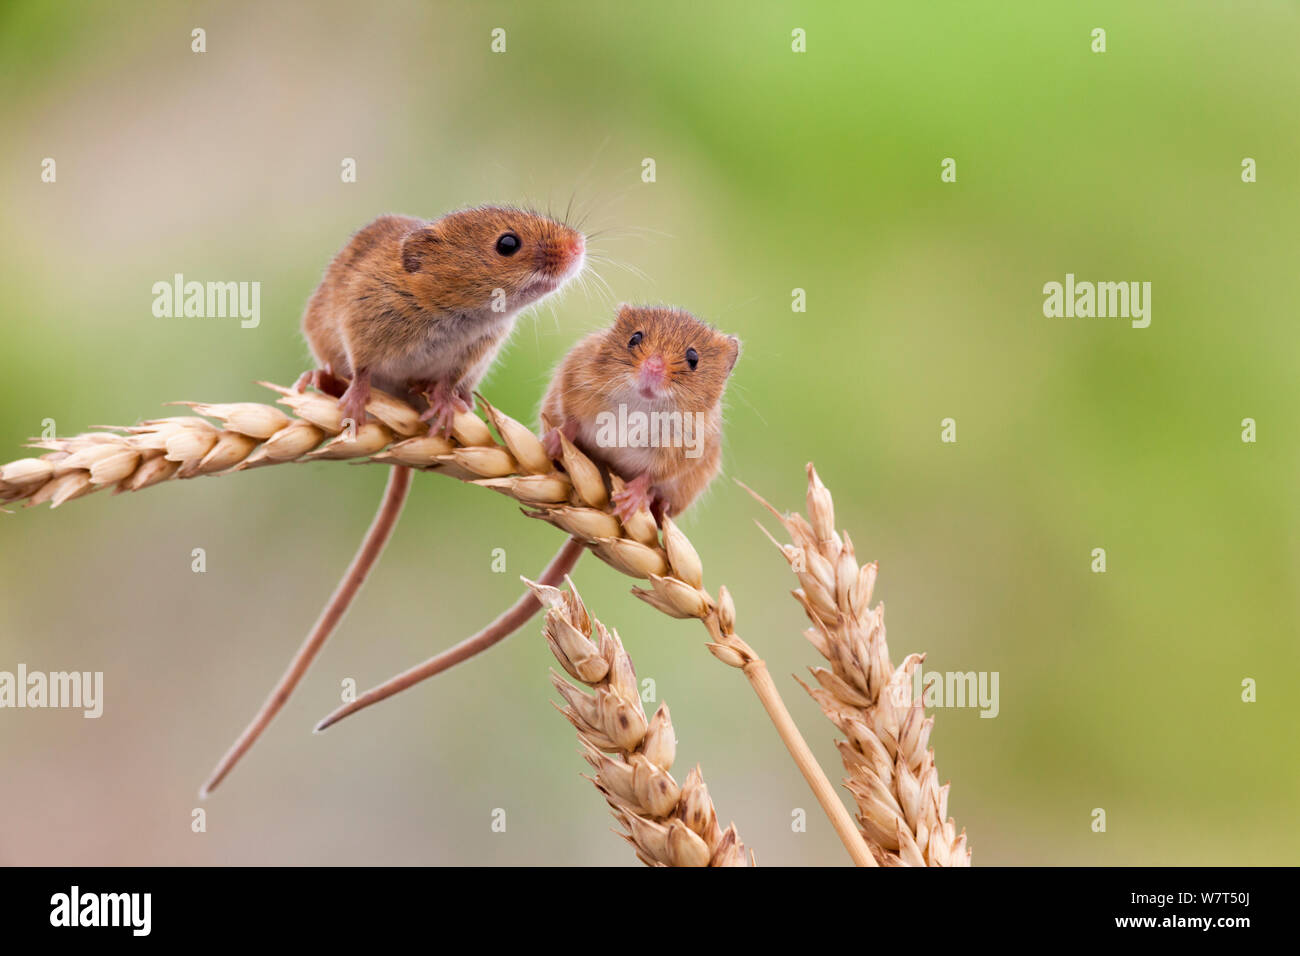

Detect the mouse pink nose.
[
  {"left": 545, "top": 234, "right": 585, "bottom": 275},
  {"left": 638, "top": 355, "right": 667, "bottom": 390}
]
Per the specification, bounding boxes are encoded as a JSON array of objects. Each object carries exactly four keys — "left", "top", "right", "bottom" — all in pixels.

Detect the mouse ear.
[
  {"left": 401, "top": 227, "right": 441, "bottom": 273},
  {"left": 723, "top": 335, "right": 741, "bottom": 375}
]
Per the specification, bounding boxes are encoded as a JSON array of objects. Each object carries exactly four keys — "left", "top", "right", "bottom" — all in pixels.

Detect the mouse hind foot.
[
  {"left": 294, "top": 366, "right": 348, "bottom": 399},
  {"left": 542, "top": 418, "right": 580, "bottom": 461},
  {"left": 415, "top": 379, "right": 471, "bottom": 438}
]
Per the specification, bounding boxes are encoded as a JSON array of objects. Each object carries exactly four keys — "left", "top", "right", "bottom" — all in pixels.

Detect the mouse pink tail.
[
  {"left": 200, "top": 464, "right": 414, "bottom": 797},
  {"left": 312, "top": 536, "right": 586, "bottom": 733}
]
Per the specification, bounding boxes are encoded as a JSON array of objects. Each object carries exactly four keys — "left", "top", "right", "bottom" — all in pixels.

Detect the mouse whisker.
[
  {"left": 564, "top": 188, "right": 577, "bottom": 229},
  {"left": 579, "top": 265, "right": 618, "bottom": 306},
  {"left": 588, "top": 277, "right": 617, "bottom": 311},
  {"left": 586, "top": 253, "right": 652, "bottom": 286}
]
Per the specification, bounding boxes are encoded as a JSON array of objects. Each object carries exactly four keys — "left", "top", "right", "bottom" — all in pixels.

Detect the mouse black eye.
[
  {"left": 495, "top": 232, "right": 521, "bottom": 256},
  {"left": 685, "top": 347, "right": 699, "bottom": 370},
  {"left": 628, "top": 331, "right": 643, "bottom": 348}
]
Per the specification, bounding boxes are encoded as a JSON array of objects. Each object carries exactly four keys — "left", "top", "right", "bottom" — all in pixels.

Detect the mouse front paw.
[{"left": 611, "top": 472, "right": 655, "bottom": 523}]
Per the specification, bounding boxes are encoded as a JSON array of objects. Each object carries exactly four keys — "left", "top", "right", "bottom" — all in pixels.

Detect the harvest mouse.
[
  {"left": 542, "top": 304, "right": 740, "bottom": 521},
  {"left": 299, "top": 207, "right": 586, "bottom": 434},
  {"left": 201, "top": 207, "right": 585, "bottom": 796},
  {"left": 311, "top": 305, "right": 740, "bottom": 734}
]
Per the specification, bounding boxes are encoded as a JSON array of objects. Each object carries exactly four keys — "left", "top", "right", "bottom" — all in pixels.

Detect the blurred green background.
[{"left": 1, "top": 0, "right": 1296, "bottom": 865}]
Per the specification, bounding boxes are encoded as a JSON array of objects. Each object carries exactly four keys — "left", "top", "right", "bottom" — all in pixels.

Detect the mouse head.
[
  {"left": 400, "top": 206, "right": 585, "bottom": 314},
  {"left": 599, "top": 305, "right": 740, "bottom": 410}
]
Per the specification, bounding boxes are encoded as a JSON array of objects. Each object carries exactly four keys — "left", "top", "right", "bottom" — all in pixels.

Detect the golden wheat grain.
[
  {"left": 744, "top": 465, "right": 972, "bottom": 866},
  {"left": 526, "top": 576, "right": 750, "bottom": 867},
  {"left": 1, "top": 382, "right": 874, "bottom": 865}
]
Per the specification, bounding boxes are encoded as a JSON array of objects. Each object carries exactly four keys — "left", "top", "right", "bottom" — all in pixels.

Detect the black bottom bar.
[{"left": 0, "top": 866, "right": 1271, "bottom": 942}]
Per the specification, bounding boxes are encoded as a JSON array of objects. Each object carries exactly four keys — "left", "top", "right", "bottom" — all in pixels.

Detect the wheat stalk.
[
  {"left": 525, "top": 575, "right": 750, "bottom": 866},
  {"left": 744, "top": 465, "right": 972, "bottom": 866},
  {"left": 1, "top": 381, "right": 874, "bottom": 865}
]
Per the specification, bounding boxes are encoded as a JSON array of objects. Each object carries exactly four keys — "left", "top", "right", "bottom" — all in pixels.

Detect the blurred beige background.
[{"left": 1, "top": 0, "right": 1297, "bottom": 864}]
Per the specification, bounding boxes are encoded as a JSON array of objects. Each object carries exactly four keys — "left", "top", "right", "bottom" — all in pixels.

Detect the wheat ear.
[
  {"left": 526, "top": 575, "right": 750, "bottom": 866},
  {"left": 743, "top": 465, "right": 972, "bottom": 866},
  {"left": 0, "top": 381, "right": 874, "bottom": 866}
]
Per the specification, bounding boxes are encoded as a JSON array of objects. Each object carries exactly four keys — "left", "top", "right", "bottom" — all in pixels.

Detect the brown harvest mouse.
[
  {"left": 300, "top": 207, "right": 586, "bottom": 434},
  {"left": 201, "top": 207, "right": 585, "bottom": 796},
  {"left": 542, "top": 304, "right": 740, "bottom": 521},
  {"left": 311, "top": 305, "right": 740, "bottom": 734}
]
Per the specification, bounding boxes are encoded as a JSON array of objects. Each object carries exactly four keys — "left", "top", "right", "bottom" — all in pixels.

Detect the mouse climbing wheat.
[
  {"left": 313, "top": 305, "right": 740, "bottom": 733},
  {"left": 200, "top": 207, "right": 585, "bottom": 796}
]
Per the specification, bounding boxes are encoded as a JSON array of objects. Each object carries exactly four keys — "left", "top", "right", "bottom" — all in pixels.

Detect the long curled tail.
[
  {"left": 312, "top": 535, "right": 586, "bottom": 733},
  {"left": 200, "top": 464, "right": 414, "bottom": 796}
]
